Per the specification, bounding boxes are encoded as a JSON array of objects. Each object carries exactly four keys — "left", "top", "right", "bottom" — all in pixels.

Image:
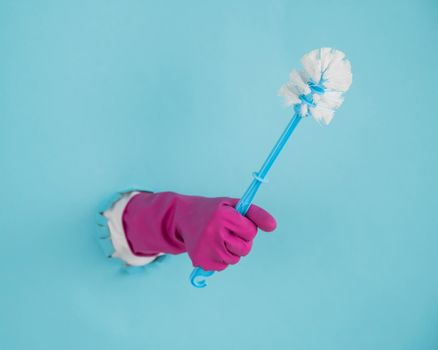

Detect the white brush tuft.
[{"left": 279, "top": 48, "right": 352, "bottom": 125}]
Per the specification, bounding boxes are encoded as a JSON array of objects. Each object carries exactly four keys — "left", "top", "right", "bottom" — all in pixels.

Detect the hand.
[
  {"left": 122, "top": 192, "right": 277, "bottom": 271},
  {"left": 182, "top": 197, "right": 277, "bottom": 271}
]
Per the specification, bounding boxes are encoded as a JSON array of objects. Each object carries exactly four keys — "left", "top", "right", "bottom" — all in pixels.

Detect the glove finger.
[
  {"left": 223, "top": 206, "right": 258, "bottom": 241},
  {"left": 224, "top": 232, "right": 253, "bottom": 257},
  {"left": 221, "top": 242, "right": 241, "bottom": 265},
  {"left": 203, "top": 261, "right": 228, "bottom": 272},
  {"left": 246, "top": 204, "right": 277, "bottom": 232}
]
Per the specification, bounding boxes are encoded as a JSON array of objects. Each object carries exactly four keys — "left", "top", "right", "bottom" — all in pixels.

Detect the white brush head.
[{"left": 279, "top": 48, "right": 352, "bottom": 125}]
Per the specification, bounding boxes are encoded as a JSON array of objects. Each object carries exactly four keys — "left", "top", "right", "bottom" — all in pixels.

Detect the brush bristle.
[{"left": 279, "top": 48, "right": 352, "bottom": 125}]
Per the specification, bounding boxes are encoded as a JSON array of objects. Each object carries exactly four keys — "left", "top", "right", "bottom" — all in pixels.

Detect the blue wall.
[{"left": 1, "top": 1, "right": 437, "bottom": 349}]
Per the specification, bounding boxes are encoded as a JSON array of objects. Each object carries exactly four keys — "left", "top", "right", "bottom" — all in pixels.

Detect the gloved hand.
[{"left": 122, "top": 192, "right": 277, "bottom": 271}]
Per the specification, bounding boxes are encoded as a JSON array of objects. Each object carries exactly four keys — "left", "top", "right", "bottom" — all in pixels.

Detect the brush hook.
[{"left": 190, "top": 267, "right": 215, "bottom": 288}]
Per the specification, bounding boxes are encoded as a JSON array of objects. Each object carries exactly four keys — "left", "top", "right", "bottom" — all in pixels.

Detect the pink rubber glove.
[{"left": 122, "top": 192, "right": 277, "bottom": 271}]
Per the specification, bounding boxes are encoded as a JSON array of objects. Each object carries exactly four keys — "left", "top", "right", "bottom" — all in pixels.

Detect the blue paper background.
[{"left": 1, "top": 1, "right": 437, "bottom": 349}]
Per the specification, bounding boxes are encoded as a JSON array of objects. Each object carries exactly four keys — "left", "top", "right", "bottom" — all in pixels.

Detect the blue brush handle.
[{"left": 190, "top": 113, "right": 302, "bottom": 288}]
